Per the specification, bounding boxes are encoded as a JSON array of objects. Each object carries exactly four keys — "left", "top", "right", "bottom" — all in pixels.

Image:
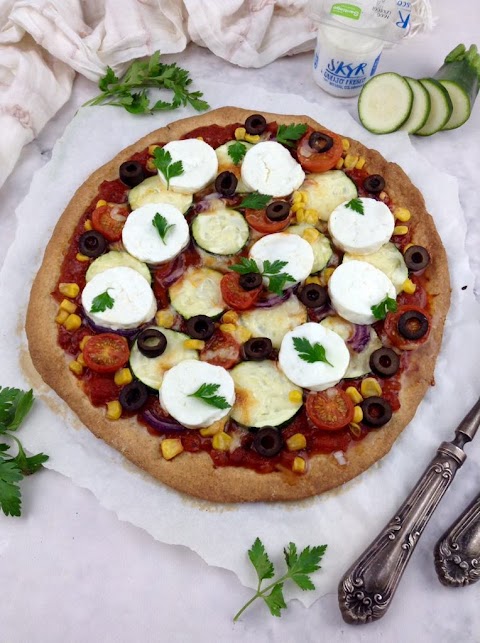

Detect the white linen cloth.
[{"left": 0, "top": 0, "right": 315, "bottom": 189}]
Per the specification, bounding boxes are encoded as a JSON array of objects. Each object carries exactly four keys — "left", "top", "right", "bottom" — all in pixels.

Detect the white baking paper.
[{"left": 1, "top": 81, "right": 479, "bottom": 607}]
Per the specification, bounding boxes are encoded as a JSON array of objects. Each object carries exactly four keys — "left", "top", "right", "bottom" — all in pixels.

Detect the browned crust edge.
[{"left": 26, "top": 107, "right": 451, "bottom": 503}]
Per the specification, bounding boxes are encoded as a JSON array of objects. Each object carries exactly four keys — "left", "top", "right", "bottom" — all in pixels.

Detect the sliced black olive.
[
  {"left": 266, "top": 201, "right": 290, "bottom": 221},
  {"left": 308, "top": 131, "right": 334, "bottom": 153},
  {"left": 185, "top": 315, "right": 215, "bottom": 341},
  {"left": 369, "top": 348, "right": 400, "bottom": 378},
  {"left": 298, "top": 284, "right": 328, "bottom": 308},
  {"left": 119, "top": 381, "right": 148, "bottom": 412},
  {"left": 215, "top": 171, "right": 238, "bottom": 197},
  {"left": 78, "top": 231, "right": 107, "bottom": 258},
  {"left": 404, "top": 245, "right": 430, "bottom": 272},
  {"left": 245, "top": 114, "right": 267, "bottom": 135},
  {"left": 119, "top": 161, "right": 145, "bottom": 188},
  {"left": 137, "top": 328, "right": 167, "bottom": 358},
  {"left": 361, "top": 397, "right": 392, "bottom": 428},
  {"left": 363, "top": 174, "right": 385, "bottom": 193},
  {"left": 398, "top": 310, "right": 429, "bottom": 340},
  {"left": 242, "top": 337, "right": 273, "bottom": 361},
  {"left": 253, "top": 427, "right": 284, "bottom": 457},
  {"left": 239, "top": 273, "right": 263, "bottom": 291}
]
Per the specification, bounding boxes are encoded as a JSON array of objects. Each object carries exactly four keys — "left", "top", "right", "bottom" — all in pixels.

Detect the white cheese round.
[
  {"left": 241, "top": 141, "right": 305, "bottom": 197},
  {"left": 158, "top": 139, "right": 218, "bottom": 194},
  {"left": 159, "top": 360, "right": 235, "bottom": 429},
  {"left": 237, "top": 296, "right": 307, "bottom": 349},
  {"left": 249, "top": 233, "right": 314, "bottom": 289},
  {"left": 122, "top": 203, "right": 189, "bottom": 265},
  {"left": 328, "top": 260, "right": 397, "bottom": 325},
  {"left": 328, "top": 197, "right": 394, "bottom": 254},
  {"left": 82, "top": 266, "right": 156, "bottom": 330},
  {"left": 279, "top": 322, "right": 350, "bottom": 391}
]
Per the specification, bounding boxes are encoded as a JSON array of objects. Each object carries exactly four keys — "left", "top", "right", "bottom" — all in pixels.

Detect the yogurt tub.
[{"left": 313, "top": 23, "right": 384, "bottom": 97}]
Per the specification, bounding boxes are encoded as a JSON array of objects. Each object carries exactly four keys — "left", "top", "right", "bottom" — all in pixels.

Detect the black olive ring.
[
  {"left": 308, "top": 132, "right": 334, "bottom": 153},
  {"left": 360, "top": 397, "right": 392, "bottom": 428},
  {"left": 137, "top": 328, "right": 167, "bottom": 358},
  {"left": 119, "top": 381, "right": 149, "bottom": 412},
  {"left": 185, "top": 315, "right": 215, "bottom": 341},
  {"left": 78, "top": 230, "right": 107, "bottom": 258},
  {"left": 253, "top": 427, "right": 284, "bottom": 457}
]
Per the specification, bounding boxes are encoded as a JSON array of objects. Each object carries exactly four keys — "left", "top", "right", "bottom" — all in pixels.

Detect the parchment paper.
[{"left": 1, "top": 81, "right": 479, "bottom": 607}]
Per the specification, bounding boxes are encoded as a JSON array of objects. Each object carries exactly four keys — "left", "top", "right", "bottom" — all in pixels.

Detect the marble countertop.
[{"left": 1, "top": 4, "right": 479, "bottom": 641}]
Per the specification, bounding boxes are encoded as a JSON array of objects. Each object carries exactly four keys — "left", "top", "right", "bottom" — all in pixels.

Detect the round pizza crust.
[{"left": 26, "top": 107, "right": 450, "bottom": 503}]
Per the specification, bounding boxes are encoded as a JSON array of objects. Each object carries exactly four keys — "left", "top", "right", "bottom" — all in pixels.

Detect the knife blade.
[{"left": 338, "top": 396, "right": 480, "bottom": 624}]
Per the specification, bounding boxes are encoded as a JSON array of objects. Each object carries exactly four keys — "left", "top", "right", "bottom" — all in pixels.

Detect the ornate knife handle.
[
  {"left": 434, "top": 491, "right": 480, "bottom": 587},
  {"left": 338, "top": 442, "right": 466, "bottom": 624}
]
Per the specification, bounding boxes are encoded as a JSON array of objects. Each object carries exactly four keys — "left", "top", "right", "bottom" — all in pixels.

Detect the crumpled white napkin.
[{"left": 0, "top": 0, "right": 314, "bottom": 189}]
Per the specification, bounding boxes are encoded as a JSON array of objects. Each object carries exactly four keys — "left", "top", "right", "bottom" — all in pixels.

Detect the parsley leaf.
[
  {"left": 228, "top": 141, "right": 247, "bottom": 165},
  {"left": 276, "top": 123, "right": 308, "bottom": 147},
  {"left": 90, "top": 290, "right": 115, "bottom": 314},
  {"left": 292, "top": 337, "right": 333, "bottom": 366},
  {"left": 0, "top": 388, "right": 34, "bottom": 432},
  {"left": 267, "top": 273, "right": 295, "bottom": 296},
  {"left": 84, "top": 51, "right": 210, "bottom": 115},
  {"left": 229, "top": 258, "right": 294, "bottom": 295},
  {"left": 230, "top": 257, "right": 261, "bottom": 275},
  {"left": 345, "top": 198, "right": 364, "bottom": 215},
  {"left": 237, "top": 192, "right": 272, "bottom": 210},
  {"left": 153, "top": 147, "right": 184, "bottom": 189},
  {"left": 189, "top": 383, "right": 231, "bottom": 410},
  {"left": 233, "top": 538, "right": 327, "bottom": 621},
  {"left": 371, "top": 295, "right": 398, "bottom": 320},
  {"left": 152, "top": 212, "right": 175, "bottom": 244},
  {"left": 0, "top": 458, "right": 23, "bottom": 517}
]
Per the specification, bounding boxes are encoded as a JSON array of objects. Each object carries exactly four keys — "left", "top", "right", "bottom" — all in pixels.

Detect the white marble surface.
[{"left": 1, "top": 4, "right": 480, "bottom": 641}]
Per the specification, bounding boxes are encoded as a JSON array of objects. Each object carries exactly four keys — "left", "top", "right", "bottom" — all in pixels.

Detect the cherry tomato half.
[
  {"left": 296, "top": 128, "right": 343, "bottom": 173},
  {"left": 83, "top": 333, "right": 130, "bottom": 374},
  {"left": 245, "top": 208, "right": 292, "bottom": 234},
  {"left": 92, "top": 204, "right": 129, "bottom": 242},
  {"left": 306, "top": 388, "right": 354, "bottom": 431},
  {"left": 384, "top": 305, "right": 431, "bottom": 351},
  {"left": 220, "top": 272, "right": 262, "bottom": 310},
  {"left": 200, "top": 331, "right": 241, "bottom": 369}
]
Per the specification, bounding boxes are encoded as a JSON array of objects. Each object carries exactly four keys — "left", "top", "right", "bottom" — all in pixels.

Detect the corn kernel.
[
  {"left": 219, "top": 323, "right": 236, "bottom": 334},
  {"left": 345, "top": 386, "right": 363, "bottom": 405},
  {"left": 349, "top": 423, "right": 362, "bottom": 438},
  {"left": 393, "top": 225, "right": 409, "bottom": 236},
  {"left": 244, "top": 133, "right": 260, "bottom": 144},
  {"left": 286, "top": 433, "right": 307, "bottom": 451},
  {"left": 155, "top": 310, "right": 175, "bottom": 328},
  {"left": 60, "top": 299, "right": 77, "bottom": 314},
  {"left": 64, "top": 314, "right": 82, "bottom": 332},
  {"left": 292, "top": 191, "right": 303, "bottom": 204},
  {"left": 55, "top": 309, "right": 69, "bottom": 325},
  {"left": 106, "top": 400, "right": 122, "bottom": 420},
  {"left": 335, "top": 157, "right": 345, "bottom": 169},
  {"left": 148, "top": 144, "right": 160, "bottom": 155},
  {"left": 321, "top": 267, "right": 335, "bottom": 285},
  {"left": 76, "top": 253, "right": 90, "bottom": 262},
  {"left": 289, "top": 390, "right": 303, "bottom": 404},
  {"left": 290, "top": 202, "right": 303, "bottom": 214},
  {"left": 295, "top": 207, "right": 306, "bottom": 222},
  {"left": 305, "top": 276, "right": 321, "bottom": 285},
  {"left": 96, "top": 199, "right": 107, "bottom": 208},
  {"left": 401, "top": 278, "right": 417, "bottom": 294},
  {"left": 353, "top": 405, "right": 363, "bottom": 423},
  {"left": 404, "top": 243, "right": 415, "bottom": 252},
  {"left": 302, "top": 228, "right": 320, "bottom": 243},
  {"left": 292, "top": 456, "right": 306, "bottom": 473},
  {"left": 161, "top": 438, "right": 184, "bottom": 460},
  {"left": 183, "top": 339, "right": 205, "bottom": 350},
  {"left": 196, "top": 136, "right": 204, "bottom": 141},
  {"left": 395, "top": 207, "right": 411, "bottom": 222},
  {"left": 114, "top": 368, "right": 133, "bottom": 386},
  {"left": 212, "top": 432, "right": 232, "bottom": 451},
  {"left": 84, "top": 219, "right": 93, "bottom": 231},
  {"left": 344, "top": 154, "right": 359, "bottom": 170},
  {"left": 342, "top": 138, "right": 350, "bottom": 151},
  {"left": 59, "top": 282, "right": 80, "bottom": 298},
  {"left": 233, "top": 325, "right": 252, "bottom": 343},
  {"left": 77, "top": 352, "right": 86, "bottom": 367},
  {"left": 222, "top": 310, "right": 239, "bottom": 324},
  {"left": 79, "top": 335, "right": 93, "bottom": 350},
  {"left": 355, "top": 157, "right": 366, "bottom": 170},
  {"left": 234, "top": 127, "right": 246, "bottom": 141},
  {"left": 200, "top": 419, "right": 226, "bottom": 437},
  {"left": 146, "top": 158, "right": 157, "bottom": 173},
  {"left": 378, "top": 191, "right": 387, "bottom": 201},
  {"left": 303, "top": 209, "right": 318, "bottom": 224},
  {"left": 361, "top": 377, "right": 382, "bottom": 398},
  {"left": 69, "top": 360, "right": 83, "bottom": 376}
]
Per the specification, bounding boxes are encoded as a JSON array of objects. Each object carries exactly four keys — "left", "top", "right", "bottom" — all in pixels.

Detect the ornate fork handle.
[
  {"left": 434, "top": 491, "right": 480, "bottom": 587},
  {"left": 338, "top": 442, "right": 466, "bottom": 624}
]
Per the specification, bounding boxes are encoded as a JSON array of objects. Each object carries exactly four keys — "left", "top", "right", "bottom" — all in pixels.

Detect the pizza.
[{"left": 26, "top": 107, "right": 450, "bottom": 502}]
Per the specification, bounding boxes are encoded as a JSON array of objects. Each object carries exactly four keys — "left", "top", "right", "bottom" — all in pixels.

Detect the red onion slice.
[
  {"left": 159, "top": 254, "right": 185, "bottom": 287},
  {"left": 85, "top": 318, "right": 154, "bottom": 339},
  {"left": 255, "top": 286, "right": 296, "bottom": 308},
  {"left": 348, "top": 324, "right": 371, "bottom": 353},
  {"left": 141, "top": 408, "right": 187, "bottom": 433}
]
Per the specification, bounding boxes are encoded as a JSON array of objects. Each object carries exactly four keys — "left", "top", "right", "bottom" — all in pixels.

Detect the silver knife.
[{"left": 338, "top": 396, "right": 480, "bottom": 624}]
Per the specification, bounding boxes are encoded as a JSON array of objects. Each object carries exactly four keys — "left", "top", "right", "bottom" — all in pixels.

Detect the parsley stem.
[{"left": 233, "top": 573, "right": 290, "bottom": 622}]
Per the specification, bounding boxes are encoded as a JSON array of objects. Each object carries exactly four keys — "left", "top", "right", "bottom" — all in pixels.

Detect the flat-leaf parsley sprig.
[
  {"left": 189, "top": 383, "right": 231, "bottom": 410},
  {"left": 276, "top": 123, "right": 308, "bottom": 147},
  {"left": 371, "top": 295, "right": 397, "bottom": 320},
  {"left": 152, "top": 212, "right": 175, "bottom": 244},
  {"left": 0, "top": 387, "right": 49, "bottom": 517},
  {"left": 83, "top": 51, "right": 210, "bottom": 115},
  {"left": 230, "top": 257, "right": 295, "bottom": 296},
  {"left": 153, "top": 147, "right": 184, "bottom": 189},
  {"left": 345, "top": 198, "right": 364, "bottom": 215},
  {"left": 233, "top": 538, "right": 327, "bottom": 621},
  {"left": 293, "top": 337, "right": 333, "bottom": 366}
]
